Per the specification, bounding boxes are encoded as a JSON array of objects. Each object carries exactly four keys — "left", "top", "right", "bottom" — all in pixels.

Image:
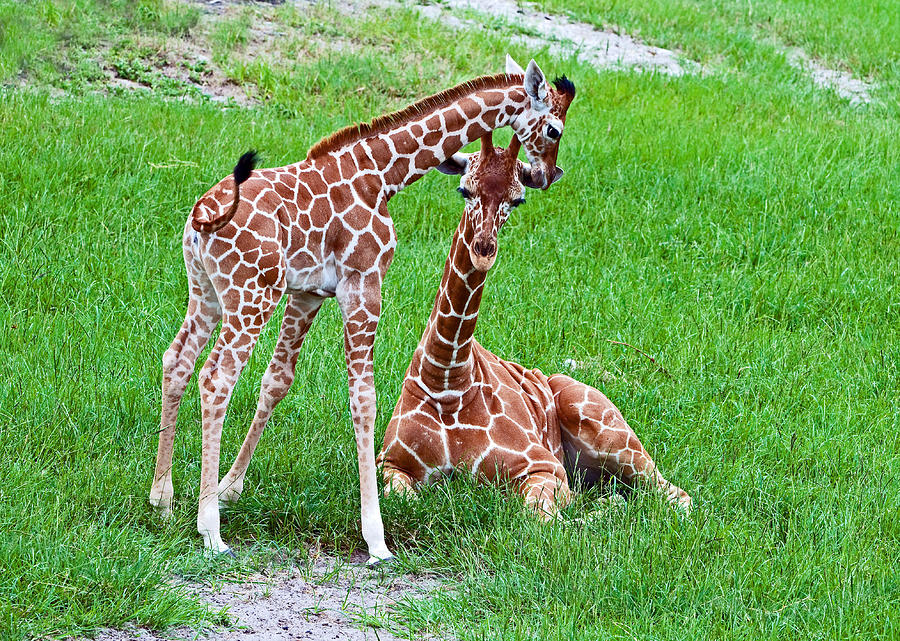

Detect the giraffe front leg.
[
  {"left": 549, "top": 374, "right": 692, "bottom": 513},
  {"left": 218, "top": 294, "right": 322, "bottom": 507},
  {"left": 337, "top": 276, "right": 393, "bottom": 566},
  {"left": 150, "top": 279, "right": 220, "bottom": 517}
]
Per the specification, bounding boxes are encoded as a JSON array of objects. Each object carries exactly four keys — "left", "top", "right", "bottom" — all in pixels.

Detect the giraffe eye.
[
  {"left": 546, "top": 124, "right": 561, "bottom": 140},
  {"left": 511, "top": 198, "right": 526, "bottom": 208},
  {"left": 458, "top": 187, "right": 472, "bottom": 199}
]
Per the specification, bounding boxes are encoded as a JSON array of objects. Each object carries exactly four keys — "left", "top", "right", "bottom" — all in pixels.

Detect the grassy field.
[{"left": 1, "top": 0, "right": 898, "bottom": 639}]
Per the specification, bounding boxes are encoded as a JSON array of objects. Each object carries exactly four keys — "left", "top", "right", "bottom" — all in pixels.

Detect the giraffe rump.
[{"left": 191, "top": 150, "right": 258, "bottom": 233}]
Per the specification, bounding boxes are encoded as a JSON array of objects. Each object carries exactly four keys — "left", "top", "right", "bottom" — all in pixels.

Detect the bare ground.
[
  {"left": 380, "top": 0, "right": 873, "bottom": 102},
  {"left": 785, "top": 47, "right": 873, "bottom": 104},
  {"left": 389, "top": 0, "right": 697, "bottom": 76},
  {"left": 85, "top": 552, "right": 444, "bottom": 641}
]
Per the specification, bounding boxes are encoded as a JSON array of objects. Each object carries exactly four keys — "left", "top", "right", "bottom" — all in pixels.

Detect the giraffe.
[
  {"left": 148, "top": 56, "right": 578, "bottom": 564},
  {"left": 376, "top": 132, "right": 692, "bottom": 520}
]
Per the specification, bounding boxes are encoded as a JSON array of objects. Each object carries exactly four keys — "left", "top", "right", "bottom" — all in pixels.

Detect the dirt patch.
[
  {"left": 104, "top": 37, "right": 256, "bottom": 106},
  {"left": 95, "top": 1, "right": 357, "bottom": 106},
  {"left": 785, "top": 48, "right": 873, "bottom": 104},
  {"left": 88, "top": 552, "right": 444, "bottom": 641},
  {"left": 359, "top": 0, "right": 698, "bottom": 76}
]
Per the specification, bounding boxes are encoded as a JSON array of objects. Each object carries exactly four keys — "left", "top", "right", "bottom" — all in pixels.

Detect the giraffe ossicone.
[
  {"left": 149, "top": 58, "right": 576, "bottom": 564},
  {"left": 377, "top": 131, "right": 693, "bottom": 520}
]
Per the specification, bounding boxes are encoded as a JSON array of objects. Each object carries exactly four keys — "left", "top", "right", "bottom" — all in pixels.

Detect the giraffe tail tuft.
[
  {"left": 191, "top": 150, "right": 259, "bottom": 233},
  {"left": 233, "top": 149, "right": 258, "bottom": 185}
]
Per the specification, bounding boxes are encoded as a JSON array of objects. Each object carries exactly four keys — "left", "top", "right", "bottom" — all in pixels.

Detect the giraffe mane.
[{"left": 305, "top": 73, "right": 523, "bottom": 161}]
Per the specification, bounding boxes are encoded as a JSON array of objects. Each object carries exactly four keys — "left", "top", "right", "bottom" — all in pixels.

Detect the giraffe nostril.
[{"left": 473, "top": 240, "right": 496, "bottom": 257}]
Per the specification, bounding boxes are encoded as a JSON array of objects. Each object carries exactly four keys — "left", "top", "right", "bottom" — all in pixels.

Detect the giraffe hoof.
[
  {"left": 676, "top": 495, "right": 693, "bottom": 515},
  {"left": 599, "top": 494, "right": 627, "bottom": 509},
  {"left": 204, "top": 545, "right": 236, "bottom": 559},
  {"left": 149, "top": 498, "right": 173, "bottom": 520},
  {"left": 366, "top": 553, "right": 395, "bottom": 568}
]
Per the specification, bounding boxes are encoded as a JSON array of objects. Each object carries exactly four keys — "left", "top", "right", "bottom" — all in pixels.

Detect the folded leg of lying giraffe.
[
  {"left": 548, "top": 374, "right": 692, "bottom": 512},
  {"left": 381, "top": 466, "right": 417, "bottom": 497},
  {"left": 513, "top": 468, "right": 574, "bottom": 521},
  {"left": 381, "top": 438, "right": 576, "bottom": 522}
]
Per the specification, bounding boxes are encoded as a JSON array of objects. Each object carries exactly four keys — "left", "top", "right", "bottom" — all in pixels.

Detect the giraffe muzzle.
[
  {"left": 470, "top": 237, "right": 498, "bottom": 271},
  {"left": 531, "top": 165, "right": 548, "bottom": 190},
  {"left": 473, "top": 239, "right": 496, "bottom": 258}
]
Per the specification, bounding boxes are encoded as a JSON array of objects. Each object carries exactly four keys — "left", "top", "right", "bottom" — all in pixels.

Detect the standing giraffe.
[
  {"left": 377, "top": 133, "right": 692, "bottom": 518},
  {"left": 149, "top": 56, "right": 577, "bottom": 564}
]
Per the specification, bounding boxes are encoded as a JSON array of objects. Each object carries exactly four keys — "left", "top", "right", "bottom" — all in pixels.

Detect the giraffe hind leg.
[
  {"left": 150, "top": 272, "right": 221, "bottom": 517},
  {"left": 196, "top": 296, "right": 280, "bottom": 554},
  {"left": 549, "top": 374, "right": 692, "bottom": 513}
]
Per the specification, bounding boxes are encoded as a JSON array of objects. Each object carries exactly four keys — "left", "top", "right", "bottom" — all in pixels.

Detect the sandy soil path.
[{"left": 88, "top": 553, "right": 443, "bottom": 641}]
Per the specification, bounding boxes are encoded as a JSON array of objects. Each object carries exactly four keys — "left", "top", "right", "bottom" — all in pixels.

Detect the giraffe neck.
[
  {"left": 314, "top": 83, "right": 528, "bottom": 200},
  {"left": 415, "top": 216, "right": 487, "bottom": 396}
]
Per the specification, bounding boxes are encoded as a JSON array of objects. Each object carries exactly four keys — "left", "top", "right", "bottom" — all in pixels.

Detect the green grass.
[
  {"left": 526, "top": 0, "right": 900, "bottom": 84},
  {"left": 1, "top": 0, "right": 898, "bottom": 639}
]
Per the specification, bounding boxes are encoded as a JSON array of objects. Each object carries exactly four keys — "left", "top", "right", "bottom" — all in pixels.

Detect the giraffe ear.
[
  {"left": 524, "top": 59, "right": 549, "bottom": 110},
  {"left": 436, "top": 153, "right": 470, "bottom": 176},
  {"left": 519, "top": 162, "right": 564, "bottom": 189},
  {"left": 505, "top": 54, "right": 525, "bottom": 76}
]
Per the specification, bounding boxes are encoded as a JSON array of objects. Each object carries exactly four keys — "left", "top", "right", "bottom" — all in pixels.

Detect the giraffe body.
[
  {"left": 378, "top": 134, "right": 692, "bottom": 518},
  {"left": 150, "top": 59, "right": 577, "bottom": 562}
]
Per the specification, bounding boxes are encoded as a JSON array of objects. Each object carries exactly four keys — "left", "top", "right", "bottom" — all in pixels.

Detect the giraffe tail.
[{"left": 191, "top": 150, "right": 258, "bottom": 233}]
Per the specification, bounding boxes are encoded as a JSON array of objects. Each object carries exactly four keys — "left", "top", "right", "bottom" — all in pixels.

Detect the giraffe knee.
[
  {"left": 162, "top": 345, "right": 180, "bottom": 375},
  {"left": 198, "top": 358, "right": 233, "bottom": 403},
  {"left": 197, "top": 361, "right": 216, "bottom": 395},
  {"left": 548, "top": 374, "right": 577, "bottom": 400},
  {"left": 162, "top": 345, "right": 193, "bottom": 394},
  {"left": 548, "top": 378, "right": 584, "bottom": 424},
  {"left": 162, "top": 344, "right": 189, "bottom": 379},
  {"left": 259, "top": 367, "right": 293, "bottom": 406},
  {"left": 382, "top": 468, "right": 417, "bottom": 497},
  {"left": 350, "top": 394, "right": 377, "bottom": 430}
]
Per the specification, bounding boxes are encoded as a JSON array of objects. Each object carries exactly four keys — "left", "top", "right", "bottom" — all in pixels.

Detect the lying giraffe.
[
  {"left": 149, "top": 56, "right": 577, "bottom": 564},
  {"left": 377, "top": 132, "right": 692, "bottom": 519}
]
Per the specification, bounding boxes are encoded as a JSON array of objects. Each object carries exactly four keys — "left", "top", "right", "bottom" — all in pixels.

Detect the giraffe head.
[
  {"left": 504, "top": 55, "right": 575, "bottom": 191},
  {"left": 436, "top": 131, "right": 563, "bottom": 272}
]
